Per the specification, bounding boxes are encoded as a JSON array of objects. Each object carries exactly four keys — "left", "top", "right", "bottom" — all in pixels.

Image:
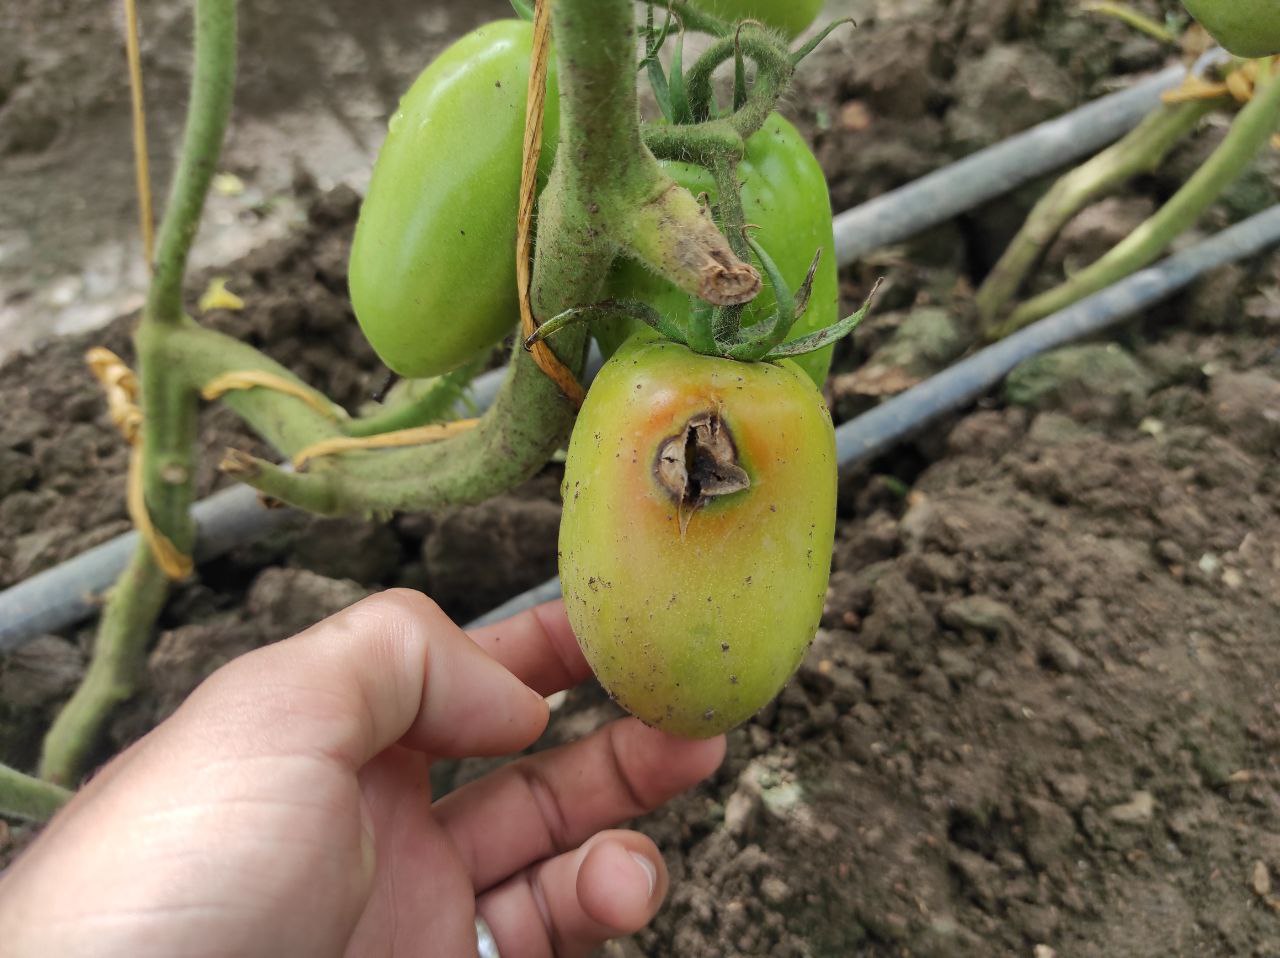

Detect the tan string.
[
  {"left": 86, "top": 348, "right": 192, "bottom": 579},
  {"left": 291, "top": 419, "right": 480, "bottom": 469},
  {"left": 86, "top": 347, "right": 143, "bottom": 443},
  {"left": 125, "top": 451, "right": 194, "bottom": 579},
  {"left": 202, "top": 370, "right": 350, "bottom": 421},
  {"left": 123, "top": 0, "right": 154, "bottom": 266},
  {"left": 1162, "top": 59, "right": 1262, "bottom": 106},
  {"left": 518, "top": 0, "right": 585, "bottom": 407}
]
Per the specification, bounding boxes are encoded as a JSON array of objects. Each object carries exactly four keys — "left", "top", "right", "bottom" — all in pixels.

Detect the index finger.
[{"left": 467, "top": 600, "right": 593, "bottom": 697}]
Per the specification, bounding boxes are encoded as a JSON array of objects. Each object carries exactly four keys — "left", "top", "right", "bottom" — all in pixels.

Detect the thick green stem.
[
  {"left": 40, "top": 0, "right": 237, "bottom": 786},
  {"left": 39, "top": 548, "right": 171, "bottom": 784},
  {"left": 168, "top": 321, "right": 478, "bottom": 449},
  {"left": 998, "top": 63, "right": 1280, "bottom": 337},
  {"left": 138, "top": 0, "right": 237, "bottom": 556},
  {"left": 0, "top": 763, "right": 72, "bottom": 823},
  {"left": 711, "top": 153, "right": 750, "bottom": 261},
  {"left": 977, "top": 99, "right": 1213, "bottom": 334},
  {"left": 710, "top": 154, "right": 751, "bottom": 341},
  {"left": 165, "top": 320, "right": 350, "bottom": 456},
  {"left": 221, "top": 333, "right": 584, "bottom": 516}
]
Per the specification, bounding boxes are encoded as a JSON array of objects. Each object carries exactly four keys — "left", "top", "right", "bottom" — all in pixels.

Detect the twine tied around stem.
[{"left": 517, "top": 0, "right": 586, "bottom": 407}]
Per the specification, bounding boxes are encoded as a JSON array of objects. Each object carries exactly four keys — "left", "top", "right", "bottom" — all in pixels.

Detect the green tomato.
[
  {"left": 349, "top": 21, "right": 559, "bottom": 378},
  {"left": 1182, "top": 0, "right": 1280, "bottom": 58},
  {"left": 689, "top": 0, "right": 824, "bottom": 37},
  {"left": 560, "top": 337, "right": 837, "bottom": 738},
  {"left": 598, "top": 113, "right": 839, "bottom": 388}
]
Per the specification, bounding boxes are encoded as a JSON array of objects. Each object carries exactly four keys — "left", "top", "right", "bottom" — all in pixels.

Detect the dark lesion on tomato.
[{"left": 655, "top": 411, "right": 751, "bottom": 526}]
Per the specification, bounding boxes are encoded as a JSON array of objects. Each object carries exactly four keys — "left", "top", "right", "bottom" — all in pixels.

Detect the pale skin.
[{"left": 0, "top": 591, "right": 726, "bottom": 956}]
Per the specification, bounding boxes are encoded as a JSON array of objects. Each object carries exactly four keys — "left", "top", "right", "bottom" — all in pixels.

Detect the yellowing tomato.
[{"left": 559, "top": 338, "right": 837, "bottom": 738}]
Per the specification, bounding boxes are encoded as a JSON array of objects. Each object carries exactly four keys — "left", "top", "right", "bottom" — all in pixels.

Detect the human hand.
[{"left": 0, "top": 590, "right": 725, "bottom": 957}]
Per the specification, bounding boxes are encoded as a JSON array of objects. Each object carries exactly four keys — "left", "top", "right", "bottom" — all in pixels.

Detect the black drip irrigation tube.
[{"left": 0, "top": 60, "right": 1235, "bottom": 649}]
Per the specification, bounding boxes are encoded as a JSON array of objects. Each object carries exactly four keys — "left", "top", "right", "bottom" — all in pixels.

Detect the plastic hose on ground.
[
  {"left": 0, "top": 62, "right": 1208, "bottom": 650},
  {"left": 468, "top": 204, "right": 1280, "bottom": 629},
  {"left": 832, "top": 64, "right": 1186, "bottom": 263}
]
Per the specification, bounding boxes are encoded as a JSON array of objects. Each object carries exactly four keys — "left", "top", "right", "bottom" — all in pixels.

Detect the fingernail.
[{"left": 629, "top": 851, "right": 657, "bottom": 897}]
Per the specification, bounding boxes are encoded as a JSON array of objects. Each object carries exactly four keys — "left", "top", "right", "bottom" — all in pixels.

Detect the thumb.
[{"left": 171, "top": 589, "right": 550, "bottom": 768}]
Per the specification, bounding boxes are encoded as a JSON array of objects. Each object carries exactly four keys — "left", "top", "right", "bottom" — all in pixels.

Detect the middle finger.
[
  {"left": 434, "top": 717, "right": 724, "bottom": 892},
  {"left": 467, "top": 600, "right": 592, "bottom": 697}
]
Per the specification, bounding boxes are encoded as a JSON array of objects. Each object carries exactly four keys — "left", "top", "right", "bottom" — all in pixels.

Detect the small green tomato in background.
[
  {"left": 559, "top": 338, "right": 837, "bottom": 738},
  {"left": 690, "top": 0, "right": 824, "bottom": 37},
  {"left": 1182, "top": 0, "right": 1280, "bottom": 58},
  {"left": 349, "top": 20, "right": 559, "bottom": 378},
  {"left": 598, "top": 113, "right": 839, "bottom": 388}
]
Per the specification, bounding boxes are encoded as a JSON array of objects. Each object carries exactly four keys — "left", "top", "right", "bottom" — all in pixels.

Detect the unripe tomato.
[
  {"left": 690, "top": 0, "right": 824, "bottom": 38},
  {"left": 1182, "top": 0, "right": 1280, "bottom": 58},
  {"left": 349, "top": 21, "right": 559, "bottom": 378},
  {"left": 559, "top": 338, "right": 837, "bottom": 738},
  {"left": 599, "top": 114, "right": 838, "bottom": 387}
]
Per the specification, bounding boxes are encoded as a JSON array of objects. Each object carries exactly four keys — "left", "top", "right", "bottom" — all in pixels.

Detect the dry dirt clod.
[
  {"left": 1107, "top": 791, "right": 1155, "bottom": 826},
  {"left": 941, "top": 595, "right": 1021, "bottom": 641},
  {"left": 723, "top": 787, "right": 761, "bottom": 839},
  {"left": 760, "top": 875, "right": 792, "bottom": 905},
  {"left": 1250, "top": 860, "right": 1272, "bottom": 899}
]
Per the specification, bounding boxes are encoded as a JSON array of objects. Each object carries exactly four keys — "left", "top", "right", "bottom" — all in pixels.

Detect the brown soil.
[{"left": 3, "top": 1, "right": 1280, "bottom": 956}]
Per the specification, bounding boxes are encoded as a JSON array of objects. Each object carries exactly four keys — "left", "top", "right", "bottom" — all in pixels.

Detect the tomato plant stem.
[
  {"left": 709, "top": 154, "right": 751, "bottom": 342},
  {"left": 40, "top": 0, "right": 238, "bottom": 786},
  {"left": 165, "top": 321, "right": 349, "bottom": 456},
  {"left": 977, "top": 99, "right": 1215, "bottom": 335},
  {"left": 639, "top": 0, "right": 732, "bottom": 37},
  {"left": 342, "top": 358, "right": 485, "bottom": 438},
  {"left": 146, "top": 0, "right": 237, "bottom": 328},
  {"left": 997, "top": 59, "right": 1280, "bottom": 337},
  {"left": 1081, "top": 1, "right": 1180, "bottom": 45},
  {"left": 39, "top": 548, "right": 172, "bottom": 784},
  {"left": 0, "top": 762, "right": 72, "bottom": 823},
  {"left": 644, "top": 121, "right": 745, "bottom": 165},
  {"left": 685, "top": 26, "right": 793, "bottom": 137}
]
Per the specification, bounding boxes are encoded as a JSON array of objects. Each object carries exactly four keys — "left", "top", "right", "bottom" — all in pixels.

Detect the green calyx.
[{"left": 526, "top": 240, "right": 879, "bottom": 367}]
